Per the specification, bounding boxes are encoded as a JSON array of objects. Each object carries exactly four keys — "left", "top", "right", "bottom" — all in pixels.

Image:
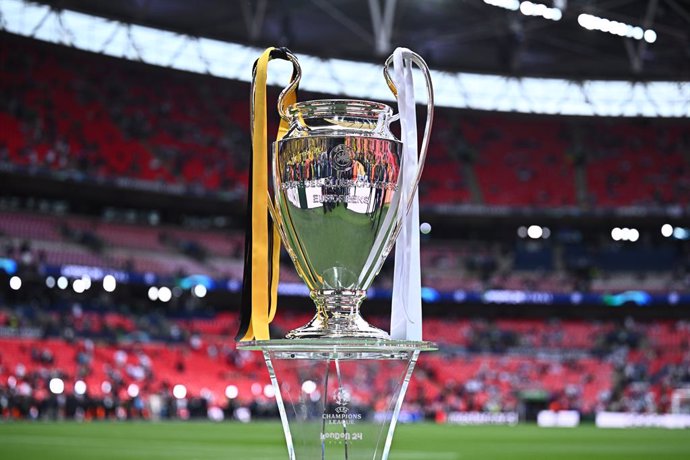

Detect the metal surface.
[{"left": 272, "top": 99, "right": 406, "bottom": 339}]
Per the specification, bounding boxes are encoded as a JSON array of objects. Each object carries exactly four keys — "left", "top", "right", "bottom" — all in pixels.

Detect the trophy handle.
[
  {"left": 275, "top": 50, "right": 302, "bottom": 123},
  {"left": 264, "top": 48, "right": 300, "bottom": 233},
  {"left": 383, "top": 50, "right": 434, "bottom": 214},
  {"left": 249, "top": 47, "right": 301, "bottom": 239}
]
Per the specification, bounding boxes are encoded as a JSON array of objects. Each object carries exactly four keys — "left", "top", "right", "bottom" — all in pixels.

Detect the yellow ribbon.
[{"left": 240, "top": 48, "right": 296, "bottom": 341}]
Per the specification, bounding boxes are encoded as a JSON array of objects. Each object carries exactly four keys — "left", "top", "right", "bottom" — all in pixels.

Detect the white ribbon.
[{"left": 390, "top": 48, "right": 422, "bottom": 341}]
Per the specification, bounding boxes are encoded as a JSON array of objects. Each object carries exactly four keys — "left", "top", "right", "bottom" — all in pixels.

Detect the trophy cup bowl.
[{"left": 273, "top": 99, "right": 403, "bottom": 339}]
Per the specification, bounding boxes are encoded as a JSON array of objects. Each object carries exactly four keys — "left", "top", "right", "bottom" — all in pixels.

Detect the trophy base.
[{"left": 285, "top": 312, "right": 389, "bottom": 339}]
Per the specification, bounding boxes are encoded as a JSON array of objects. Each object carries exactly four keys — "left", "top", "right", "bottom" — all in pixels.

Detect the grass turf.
[{"left": 1, "top": 421, "right": 689, "bottom": 459}]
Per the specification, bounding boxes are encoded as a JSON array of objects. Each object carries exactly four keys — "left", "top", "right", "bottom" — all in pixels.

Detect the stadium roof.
[
  {"left": 27, "top": 0, "right": 690, "bottom": 80},
  {"left": 2, "top": 0, "right": 689, "bottom": 116}
]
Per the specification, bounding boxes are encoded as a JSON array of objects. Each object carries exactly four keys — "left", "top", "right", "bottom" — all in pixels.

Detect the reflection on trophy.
[{"left": 275, "top": 99, "right": 405, "bottom": 339}]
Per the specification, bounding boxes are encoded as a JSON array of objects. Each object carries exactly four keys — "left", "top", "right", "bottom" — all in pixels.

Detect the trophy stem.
[{"left": 285, "top": 290, "right": 389, "bottom": 339}]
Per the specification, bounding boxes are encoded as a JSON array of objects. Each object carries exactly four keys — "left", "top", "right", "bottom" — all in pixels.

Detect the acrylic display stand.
[{"left": 238, "top": 339, "right": 436, "bottom": 460}]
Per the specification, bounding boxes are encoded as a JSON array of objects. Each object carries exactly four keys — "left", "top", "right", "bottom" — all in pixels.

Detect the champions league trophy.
[{"left": 237, "top": 47, "right": 435, "bottom": 459}]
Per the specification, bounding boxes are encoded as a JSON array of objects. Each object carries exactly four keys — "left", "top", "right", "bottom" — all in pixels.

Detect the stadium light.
[
  {"left": 127, "top": 383, "right": 140, "bottom": 398},
  {"left": 72, "top": 278, "right": 85, "bottom": 294},
  {"left": 263, "top": 384, "right": 275, "bottom": 398},
  {"left": 673, "top": 227, "right": 690, "bottom": 240},
  {"left": 643, "top": 30, "right": 657, "bottom": 44},
  {"left": 49, "top": 377, "right": 64, "bottom": 395},
  {"left": 9, "top": 276, "right": 22, "bottom": 290},
  {"left": 483, "top": 0, "right": 519, "bottom": 11},
  {"left": 74, "top": 380, "right": 87, "bottom": 395},
  {"left": 302, "top": 380, "right": 317, "bottom": 394},
  {"left": 578, "top": 13, "right": 656, "bottom": 43},
  {"left": 611, "top": 227, "right": 639, "bottom": 242},
  {"left": 519, "top": 1, "right": 562, "bottom": 21},
  {"left": 158, "top": 286, "right": 172, "bottom": 303},
  {"left": 81, "top": 275, "right": 92, "bottom": 290},
  {"left": 46, "top": 276, "right": 56, "bottom": 288},
  {"left": 527, "top": 225, "right": 543, "bottom": 239},
  {"left": 103, "top": 274, "right": 117, "bottom": 292},
  {"left": 661, "top": 224, "right": 673, "bottom": 237},
  {"left": 147, "top": 286, "right": 159, "bottom": 301},
  {"left": 192, "top": 284, "right": 207, "bottom": 298},
  {"left": 225, "top": 384, "right": 239, "bottom": 399},
  {"left": 57, "top": 276, "right": 68, "bottom": 290},
  {"left": 173, "top": 384, "right": 187, "bottom": 399},
  {"left": 519, "top": 225, "right": 550, "bottom": 239}
]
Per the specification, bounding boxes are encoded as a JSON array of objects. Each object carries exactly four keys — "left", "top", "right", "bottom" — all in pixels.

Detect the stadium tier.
[
  {"left": 2, "top": 34, "right": 689, "bottom": 208},
  {"left": 1, "top": 305, "right": 689, "bottom": 420},
  {"left": 2, "top": 208, "right": 689, "bottom": 296}
]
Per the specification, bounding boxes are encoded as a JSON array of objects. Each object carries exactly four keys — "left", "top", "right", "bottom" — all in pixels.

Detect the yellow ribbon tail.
[{"left": 237, "top": 47, "right": 297, "bottom": 341}]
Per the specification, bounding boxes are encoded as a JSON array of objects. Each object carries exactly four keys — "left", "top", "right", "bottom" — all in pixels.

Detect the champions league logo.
[
  {"left": 322, "top": 386, "right": 361, "bottom": 423},
  {"left": 334, "top": 387, "right": 351, "bottom": 413},
  {"left": 329, "top": 144, "right": 354, "bottom": 172}
]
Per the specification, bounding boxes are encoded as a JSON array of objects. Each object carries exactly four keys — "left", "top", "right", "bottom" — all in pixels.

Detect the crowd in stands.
[
  {"left": 1, "top": 297, "right": 689, "bottom": 422},
  {"left": 2, "top": 206, "right": 689, "bottom": 295},
  {"left": 0, "top": 208, "right": 244, "bottom": 279},
  {"left": 3, "top": 206, "right": 686, "bottom": 421},
  {"left": 2, "top": 33, "right": 689, "bottom": 209}
]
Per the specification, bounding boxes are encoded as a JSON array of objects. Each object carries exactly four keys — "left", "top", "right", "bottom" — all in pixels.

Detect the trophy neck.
[{"left": 312, "top": 288, "right": 366, "bottom": 313}]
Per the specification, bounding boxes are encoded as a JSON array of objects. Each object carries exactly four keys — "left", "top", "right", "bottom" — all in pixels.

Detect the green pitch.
[{"left": 1, "top": 421, "right": 689, "bottom": 459}]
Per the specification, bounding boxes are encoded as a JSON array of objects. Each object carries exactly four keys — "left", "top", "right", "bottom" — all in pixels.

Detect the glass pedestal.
[{"left": 238, "top": 339, "right": 436, "bottom": 460}]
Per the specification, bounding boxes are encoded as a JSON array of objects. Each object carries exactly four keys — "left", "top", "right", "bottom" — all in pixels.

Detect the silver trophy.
[
  {"left": 269, "top": 51, "right": 434, "bottom": 339},
  {"left": 239, "top": 48, "right": 436, "bottom": 460}
]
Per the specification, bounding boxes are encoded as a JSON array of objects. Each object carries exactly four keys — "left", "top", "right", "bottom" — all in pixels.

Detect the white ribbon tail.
[{"left": 390, "top": 47, "right": 423, "bottom": 341}]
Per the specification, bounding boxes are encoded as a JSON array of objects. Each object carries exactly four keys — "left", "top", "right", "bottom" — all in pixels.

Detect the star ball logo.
[
  {"left": 323, "top": 387, "right": 362, "bottom": 423},
  {"left": 329, "top": 144, "right": 354, "bottom": 172},
  {"left": 333, "top": 387, "right": 351, "bottom": 414}
]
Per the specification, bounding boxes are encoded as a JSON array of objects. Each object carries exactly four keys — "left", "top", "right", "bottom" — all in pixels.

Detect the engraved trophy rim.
[
  {"left": 283, "top": 99, "right": 397, "bottom": 140},
  {"left": 288, "top": 99, "right": 394, "bottom": 119}
]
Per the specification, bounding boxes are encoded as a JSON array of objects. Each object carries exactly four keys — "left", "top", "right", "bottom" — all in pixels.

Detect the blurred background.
[{"left": 0, "top": 0, "right": 689, "bottom": 430}]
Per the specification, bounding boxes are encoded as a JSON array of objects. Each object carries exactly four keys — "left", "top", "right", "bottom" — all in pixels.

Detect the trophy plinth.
[{"left": 238, "top": 339, "right": 437, "bottom": 460}]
